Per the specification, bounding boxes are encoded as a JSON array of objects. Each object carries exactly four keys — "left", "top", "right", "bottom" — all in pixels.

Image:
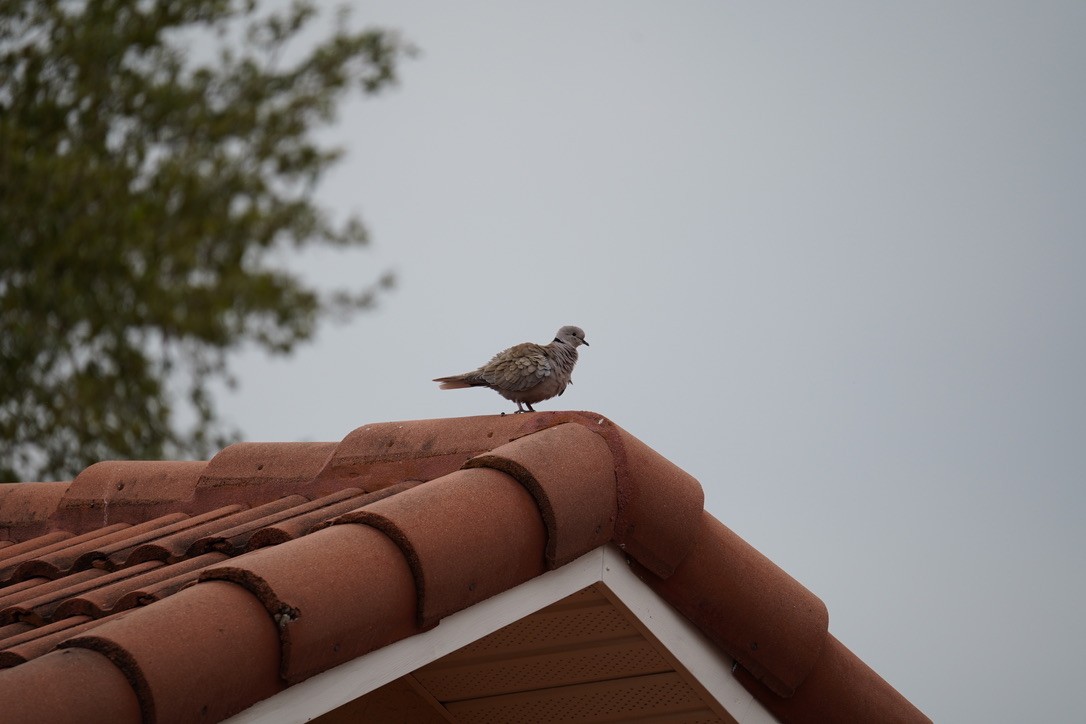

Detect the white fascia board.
[{"left": 225, "top": 544, "right": 776, "bottom": 724}]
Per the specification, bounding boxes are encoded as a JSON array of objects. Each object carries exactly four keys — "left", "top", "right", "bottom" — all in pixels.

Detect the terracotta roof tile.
[
  {"left": 0, "top": 621, "right": 34, "bottom": 646},
  {"left": 201, "top": 523, "right": 419, "bottom": 684},
  {"left": 0, "top": 525, "right": 125, "bottom": 584},
  {"left": 52, "top": 552, "right": 228, "bottom": 620},
  {"left": 55, "top": 461, "right": 207, "bottom": 532},
  {"left": 0, "top": 576, "right": 54, "bottom": 607},
  {"left": 0, "top": 530, "right": 77, "bottom": 577},
  {"left": 0, "top": 614, "right": 97, "bottom": 667},
  {"left": 61, "top": 579, "right": 283, "bottom": 722},
  {"left": 0, "top": 482, "right": 70, "bottom": 541},
  {"left": 13, "top": 513, "right": 189, "bottom": 580},
  {"left": 637, "top": 511, "right": 828, "bottom": 698},
  {"left": 0, "top": 411, "right": 928, "bottom": 723},
  {"left": 334, "top": 467, "right": 547, "bottom": 628},
  {"left": 0, "top": 569, "right": 107, "bottom": 625},
  {"left": 4, "top": 563, "right": 157, "bottom": 626},
  {"left": 124, "top": 497, "right": 303, "bottom": 565},
  {"left": 320, "top": 417, "right": 499, "bottom": 487},
  {"left": 318, "top": 413, "right": 595, "bottom": 488},
  {"left": 194, "top": 441, "right": 337, "bottom": 508},
  {"left": 241, "top": 483, "right": 410, "bottom": 550},
  {"left": 464, "top": 422, "right": 617, "bottom": 568},
  {"left": 0, "top": 647, "right": 142, "bottom": 723},
  {"left": 735, "top": 633, "right": 926, "bottom": 724},
  {"left": 605, "top": 423, "right": 706, "bottom": 579}
]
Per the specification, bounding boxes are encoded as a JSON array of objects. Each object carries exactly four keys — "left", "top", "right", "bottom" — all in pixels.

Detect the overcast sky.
[{"left": 217, "top": 3, "right": 1086, "bottom": 721}]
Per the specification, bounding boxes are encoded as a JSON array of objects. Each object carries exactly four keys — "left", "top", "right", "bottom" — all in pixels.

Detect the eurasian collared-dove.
[{"left": 433, "top": 325, "right": 589, "bottom": 413}]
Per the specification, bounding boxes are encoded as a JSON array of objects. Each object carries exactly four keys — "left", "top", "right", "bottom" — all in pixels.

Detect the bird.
[{"left": 433, "top": 325, "right": 589, "bottom": 413}]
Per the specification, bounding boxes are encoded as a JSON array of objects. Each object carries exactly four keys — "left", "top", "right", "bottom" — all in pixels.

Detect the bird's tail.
[{"left": 433, "top": 375, "right": 478, "bottom": 390}]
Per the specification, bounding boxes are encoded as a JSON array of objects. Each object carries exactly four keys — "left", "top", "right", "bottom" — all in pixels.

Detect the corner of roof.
[
  {"left": 457, "top": 413, "right": 707, "bottom": 581},
  {"left": 0, "top": 412, "right": 930, "bottom": 723},
  {"left": 638, "top": 511, "right": 830, "bottom": 699}
]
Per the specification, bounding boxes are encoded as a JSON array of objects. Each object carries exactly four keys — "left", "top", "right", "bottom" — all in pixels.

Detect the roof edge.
[{"left": 638, "top": 511, "right": 829, "bottom": 698}]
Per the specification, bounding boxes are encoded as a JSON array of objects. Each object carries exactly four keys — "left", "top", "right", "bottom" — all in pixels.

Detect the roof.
[{"left": 0, "top": 411, "right": 929, "bottom": 723}]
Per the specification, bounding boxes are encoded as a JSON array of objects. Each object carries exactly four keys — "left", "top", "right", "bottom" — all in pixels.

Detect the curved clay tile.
[
  {"left": 0, "top": 411, "right": 930, "bottom": 723},
  {"left": 463, "top": 422, "right": 617, "bottom": 568},
  {"left": 338, "top": 467, "right": 547, "bottom": 628},
  {"left": 200, "top": 524, "right": 420, "bottom": 684},
  {"left": 56, "top": 461, "right": 208, "bottom": 532},
  {"left": 60, "top": 580, "right": 283, "bottom": 722},
  {"left": 194, "top": 441, "right": 338, "bottom": 509}
]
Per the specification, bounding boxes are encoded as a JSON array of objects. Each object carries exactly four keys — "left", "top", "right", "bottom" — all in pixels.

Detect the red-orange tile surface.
[
  {"left": 202, "top": 524, "right": 420, "bottom": 683},
  {"left": 241, "top": 484, "right": 408, "bottom": 549},
  {"left": 15, "top": 514, "right": 188, "bottom": 580},
  {"left": 56, "top": 461, "right": 207, "bottom": 532},
  {"left": 0, "top": 412, "right": 929, "bottom": 723},
  {"left": 0, "top": 647, "right": 142, "bottom": 724},
  {"left": 0, "top": 525, "right": 126, "bottom": 583},
  {"left": 63, "top": 580, "right": 282, "bottom": 722},
  {"left": 124, "top": 497, "right": 303, "bottom": 564},
  {"left": 465, "top": 422, "right": 617, "bottom": 568},
  {"left": 52, "top": 552, "right": 228, "bottom": 619},
  {"left": 735, "top": 633, "right": 929, "bottom": 724},
  {"left": 607, "top": 424, "right": 706, "bottom": 579},
  {"left": 638, "top": 511, "right": 828, "bottom": 697},
  {"left": 339, "top": 467, "right": 547, "bottom": 627},
  {"left": 0, "top": 481, "right": 70, "bottom": 540},
  {"left": 0, "top": 614, "right": 97, "bottom": 667},
  {"left": 195, "top": 441, "right": 337, "bottom": 508}
]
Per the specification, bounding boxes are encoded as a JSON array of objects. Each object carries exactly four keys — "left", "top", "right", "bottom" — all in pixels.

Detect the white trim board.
[{"left": 225, "top": 544, "right": 776, "bottom": 723}]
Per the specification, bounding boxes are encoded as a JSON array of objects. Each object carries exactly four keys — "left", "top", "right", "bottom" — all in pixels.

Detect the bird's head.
[{"left": 554, "top": 325, "right": 589, "bottom": 347}]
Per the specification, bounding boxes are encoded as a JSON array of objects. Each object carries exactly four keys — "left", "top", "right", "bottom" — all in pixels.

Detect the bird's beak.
[{"left": 583, "top": 339, "right": 590, "bottom": 346}]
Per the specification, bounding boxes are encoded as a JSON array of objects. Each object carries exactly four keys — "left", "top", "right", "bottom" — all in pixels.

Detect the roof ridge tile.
[
  {"left": 638, "top": 511, "right": 829, "bottom": 699},
  {"left": 193, "top": 441, "right": 338, "bottom": 510},
  {"left": 0, "top": 481, "right": 71, "bottom": 541},
  {"left": 735, "top": 633, "right": 930, "bottom": 723},
  {"left": 54, "top": 461, "right": 208, "bottom": 533},
  {"left": 600, "top": 423, "right": 706, "bottom": 579},
  {"left": 319, "top": 414, "right": 590, "bottom": 489}
]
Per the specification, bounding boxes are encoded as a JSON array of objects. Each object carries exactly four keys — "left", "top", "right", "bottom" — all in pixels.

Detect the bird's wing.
[{"left": 480, "top": 343, "right": 553, "bottom": 392}]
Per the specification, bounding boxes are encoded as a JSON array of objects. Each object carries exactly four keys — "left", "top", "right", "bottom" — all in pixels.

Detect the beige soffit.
[{"left": 225, "top": 544, "right": 776, "bottom": 724}]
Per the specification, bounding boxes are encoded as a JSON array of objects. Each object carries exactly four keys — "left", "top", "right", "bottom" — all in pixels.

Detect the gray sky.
[{"left": 219, "top": 3, "right": 1086, "bottom": 721}]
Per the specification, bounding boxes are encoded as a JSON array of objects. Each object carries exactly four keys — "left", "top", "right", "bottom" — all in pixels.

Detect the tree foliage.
[{"left": 0, "top": 0, "right": 407, "bottom": 481}]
